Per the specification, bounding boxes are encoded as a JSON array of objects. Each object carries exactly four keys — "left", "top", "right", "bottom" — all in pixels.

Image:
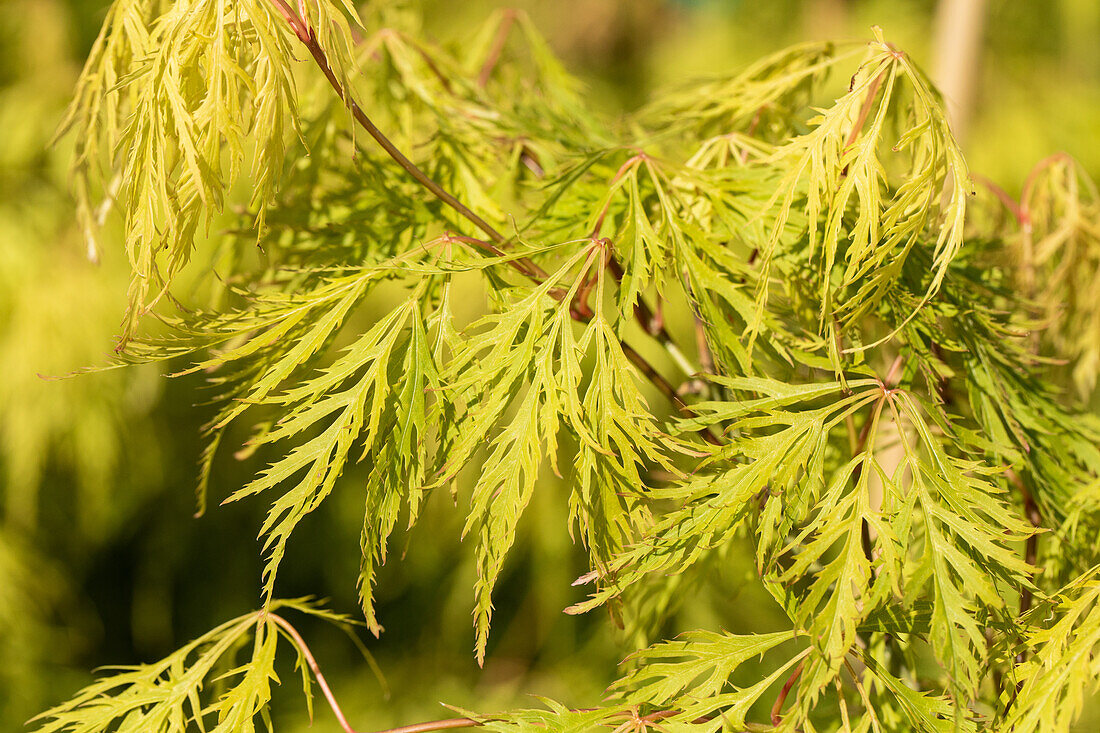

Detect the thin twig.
[
  {"left": 854, "top": 365, "right": 894, "bottom": 566},
  {"left": 269, "top": 0, "right": 309, "bottom": 40},
  {"left": 971, "top": 173, "right": 1027, "bottom": 225},
  {"left": 443, "top": 233, "right": 550, "bottom": 282},
  {"left": 622, "top": 343, "right": 720, "bottom": 446},
  {"left": 269, "top": 613, "right": 360, "bottom": 733},
  {"left": 367, "top": 718, "right": 481, "bottom": 733},
  {"left": 400, "top": 32, "right": 458, "bottom": 94},
  {"left": 1021, "top": 152, "right": 1072, "bottom": 205},
  {"left": 844, "top": 70, "right": 887, "bottom": 150},
  {"left": 477, "top": 9, "right": 518, "bottom": 88},
  {"left": 770, "top": 660, "right": 805, "bottom": 726},
  {"left": 272, "top": 2, "right": 706, "bottom": 435},
  {"left": 1005, "top": 469, "right": 1043, "bottom": 618},
  {"left": 882, "top": 353, "right": 905, "bottom": 388},
  {"left": 285, "top": 13, "right": 509, "bottom": 248}
]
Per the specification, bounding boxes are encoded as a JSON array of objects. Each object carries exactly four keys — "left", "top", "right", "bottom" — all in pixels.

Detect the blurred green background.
[{"left": 2, "top": 0, "right": 1098, "bottom": 730}]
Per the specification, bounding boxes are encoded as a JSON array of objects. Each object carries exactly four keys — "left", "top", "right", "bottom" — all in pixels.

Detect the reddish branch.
[
  {"left": 844, "top": 70, "right": 887, "bottom": 151},
  {"left": 293, "top": 26, "right": 511, "bottom": 251},
  {"left": 971, "top": 173, "right": 1027, "bottom": 226},
  {"left": 269, "top": 1, "right": 717, "bottom": 444},
  {"left": 1021, "top": 151, "right": 1074, "bottom": 205},
  {"left": 1006, "top": 469, "right": 1043, "bottom": 617},
  {"left": 369, "top": 718, "right": 480, "bottom": 733},
  {"left": 770, "top": 661, "right": 805, "bottom": 726},
  {"left": 362, "top": 710, "right": 774, "bottom": 733},
  {"left": 477, "top": 9, "right": 518, "bottom": 88},
  {"left": 269, "top": 613, "right": 361, "bottom": 733},
  {"left": 971, "top": 162, "right": 1049, "bottom": 625},
  {"left": 441, "top": 233, "right": 550, "bottom": 282}
]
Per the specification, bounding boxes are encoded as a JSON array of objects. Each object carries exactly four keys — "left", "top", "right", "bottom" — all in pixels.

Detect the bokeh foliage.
[{"left": 3, "top": 1, "right": 1100, "bottom": 731}]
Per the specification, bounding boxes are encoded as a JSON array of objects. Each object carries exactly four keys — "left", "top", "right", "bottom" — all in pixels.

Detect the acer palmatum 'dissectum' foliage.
[{"left": 35, "top": 1, "right": 1100, "bottom": 731}]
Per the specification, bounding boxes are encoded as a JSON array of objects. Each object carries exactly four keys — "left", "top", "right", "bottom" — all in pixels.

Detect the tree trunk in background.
[
  {"left": 802, "top": 0, "right": 850, "bottom": 41},
  {"left": 932, "top": 0, "right": 988, "bottom": 143}
]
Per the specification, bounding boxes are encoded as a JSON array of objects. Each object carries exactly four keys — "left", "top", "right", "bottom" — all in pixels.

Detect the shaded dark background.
[{"left": 2, "top": 0, "right": 1098, "bottom": 729}]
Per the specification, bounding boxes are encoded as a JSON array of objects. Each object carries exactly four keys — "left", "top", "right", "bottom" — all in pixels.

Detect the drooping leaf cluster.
[
  {"left": 41, "top": 1, "right": 1100, "bottom": 731},
  {"left": 32, "top": 599, "right": 350, "bottom": 733}
]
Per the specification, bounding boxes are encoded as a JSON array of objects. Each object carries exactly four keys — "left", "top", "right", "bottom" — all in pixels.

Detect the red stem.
[
  {"left": 1021, "top": 152, "right": 1072, "bottom": 206},
  {"left": 882, "top": 354, "right": 905, "bottom": 388},
  {"left": 1005, "top": 469, "right": 1042, "bottom": 619},
  {"left": 367, "top": 719, "right": 480, "bottom": 733},
  {"left": 770, "top": 661, "right": 805, "bottom": 726},
  {"left": 272, "top": 3, "right": 705, "bottom": 432},
  {"left": 844, "top": 71, "right": 886, "bottom": 151},
  {"left": 443, "top": 233, "right": 550, "bottom": 282},
  {"left": 971, "top": 173, "right": 1027, "bottom": 225},
  {"left": 270, "top": 613, "right": 360, "bottom": 733},
  {"left": 286, "top": 14, "right": 510, "bottom": 249},
  {"left": 477, "top": 9, "right": 518, "bottom": 88}
]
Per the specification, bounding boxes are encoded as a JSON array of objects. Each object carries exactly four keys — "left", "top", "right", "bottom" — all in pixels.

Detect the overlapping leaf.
[
  {"left": 440, "top": 246, "right": 678, "bottom": 662},
  {"left": 753, "top": 28, "right": 970, "bottom": 355},
  {"left": 567, "top": 378, "right": 879, "bottom": 616},
  {"left": 889, "top": 391, "right": 1035, "bottom": 697},
  {"left": 1005, "top": 571, "right": 1100, "bottom": 733},
  {"left": 569, "top": 267, "right": 677, "bottom": 569},
  {"left": 860, "top": 653, "right": 977, "bottom": 733},
  {"left": 48, "top": 7, "right": 1100, "bottom": 731},
  {"left": 1018, "top": 156, "right": 1100, "bottom": 395},
  {"left": 612, "top": 629, "right": 806, "bottom": 730},
  {"left": 117, "top": 253, "right": 461, "bottom": 621},
  {"left": 61, "top": 0, "right": 362, "bottom": 342},
  {"left": 641, "top": 39, "right": 863, "bottom": 142}
]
